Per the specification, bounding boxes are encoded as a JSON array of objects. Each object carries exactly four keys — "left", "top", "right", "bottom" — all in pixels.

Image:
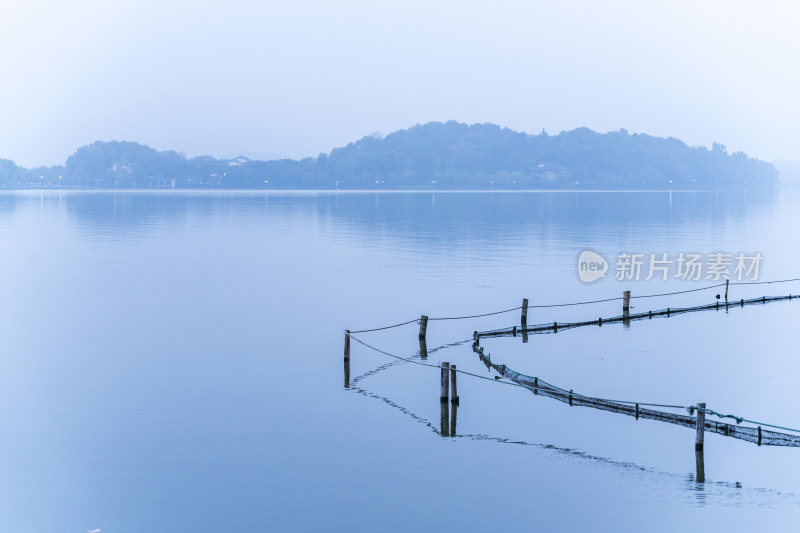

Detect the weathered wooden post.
[
  {"left": 695, "top": 402, "right": 706, "bottom": 450},
  {"left": 522, "top": 327, "right": 528, "bottom": 344},
  {"left": 344, "top": 359, "right": 350, "bottom": 389},
  {"left": 521, "top": 298, "right": 529, "bottom": 326},
  {"left": 725, "top": 279, "right": 729, "bottom": 302},
  {"left": 419, "top": 338, "right": 428, "bottom": 359},
  {"left": 623, "top": 290, "right": 631, "bottom": 327},
  {"left": 450, "top": 364, "right": 459, "bottom": 404},
  {"left": 440, "top": 362, "right": 450, "bottom": 403},
  {"left": 344, "top": 330, "right": 350, "bottom": 362},
  {"left": 419, "top": 315, "right": 428, "bottom": 340},
  {"left": 450, "top": 401, "right": 457, "bottom": 437},
  {"left": 440, "top": 399, "right": 449, "bottom": 437}
]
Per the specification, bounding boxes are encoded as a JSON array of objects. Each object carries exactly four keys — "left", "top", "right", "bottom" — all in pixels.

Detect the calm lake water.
[{"left": 1, "top": 189, "right": 800, "bottom": 531}]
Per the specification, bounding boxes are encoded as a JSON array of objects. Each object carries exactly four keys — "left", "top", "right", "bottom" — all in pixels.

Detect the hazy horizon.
[
  {"left": 2, "top": 1, "right": 799, "bottom": 167},
  {"left": 2, "top": 121, "right": 782, "bottom": 169}
]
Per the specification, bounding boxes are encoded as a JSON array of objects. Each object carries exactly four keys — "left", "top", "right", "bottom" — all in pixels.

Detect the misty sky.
[{"left": 1, "top": 0, "right": 798, "bottom": 167}]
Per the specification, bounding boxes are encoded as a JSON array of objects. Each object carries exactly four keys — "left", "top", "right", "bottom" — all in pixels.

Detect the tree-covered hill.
[{"left": 0, "top": 121, "right": 779, "bottom": 189}]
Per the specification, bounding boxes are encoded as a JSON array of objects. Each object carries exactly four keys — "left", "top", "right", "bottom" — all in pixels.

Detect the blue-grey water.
[{"left": 1, "top": 189, "right": 799, "bottom": 531}]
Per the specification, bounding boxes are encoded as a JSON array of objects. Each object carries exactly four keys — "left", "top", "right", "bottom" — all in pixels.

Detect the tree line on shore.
[{"left": 0, "top": 121, "right": 779, "bottom": 189}]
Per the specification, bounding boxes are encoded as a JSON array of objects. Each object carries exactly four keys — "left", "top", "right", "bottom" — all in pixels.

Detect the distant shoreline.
[{"left": 1, "top": 122, "right": 779, "bottom": 190}]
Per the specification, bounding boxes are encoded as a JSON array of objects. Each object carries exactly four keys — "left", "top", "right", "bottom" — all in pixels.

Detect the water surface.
[{"left": 1, "top": 189, "right": 799, "bottom": 531}]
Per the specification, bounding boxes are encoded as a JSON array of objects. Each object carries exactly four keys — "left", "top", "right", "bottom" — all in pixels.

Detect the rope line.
[
  {"left": 730, "top": 277, "right": 800, "bottom": 286},
  {"left": 347, "top": 277, "right": 800, "bottom": 334},
  {"left": 348, "top": 334, "right": 529, "bottom": 389},
  {"left": 350, "top": 333, "right": 688, "bottom": 408},
  {"left": 429, "top": 306, "right": 522, "bottom": 321},
  {"left": 693, "top": 406, "right": 800, "bottom": 435},
  {"left": 476, "top": 294, "right": 797, "bottom": 337},
  {"left": 351, "top": 333, "right": 800, "bottom": 439},
  {"left": 348, "top": 318, "right": 420, "bottom": 334}
]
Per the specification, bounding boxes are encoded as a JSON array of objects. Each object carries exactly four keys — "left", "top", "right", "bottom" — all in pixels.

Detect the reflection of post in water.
[
  {"left": 695, "top": 448, "right": 705, "bottom": 484},
  {"left": 419, "top": 338, "right": 428, "bottom": 359},
  {"left": 440, "top": 400, "right": 449, "bottom": 437},
  {"left": 344, "top": 358, "right": 350, "bottom": 389},
  {"left": 449, "top": 401, "right": 457, "bottom": 437}
]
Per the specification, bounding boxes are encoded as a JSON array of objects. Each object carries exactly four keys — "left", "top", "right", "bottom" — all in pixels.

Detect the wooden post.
[
  {"left": 521, "top": 298, "right": 529, "bottom": 326},
  {"left": 522, "top": 327, "right": 528, "bottom": 343},
  {"left": 344, "top": 359, "right": 350, "bottom": 389},
  {"left": 344, "top": 330, "right": 350, "bottom": 361},
  {"left": 440, "top": 399, "right": 449, "bottom": 437},
  {"left": 450, "top": 364, "right": 459, "bottom": 404},
  {"left": 450, "top": 401, "right": 457, "bottom": 437},
  {"left": 623, "top": 290, "right": 631, "bottom": 327},
  {"left": 725, "top": 279, "right": 729, "bottom": 302},
  {"left": 695, "top": 402, "right": 706, "bottom": 450},
  {"left": 440, "top": 362, "right": 450, "bottom": 403},
  {"left": 534, "top": 377, "right": 538, "bottom": 395},
  {"left": 419, "top": 338, "right": 428, "bottom": 359},
  {"left": 419, "top": 315, "right": 428, "bottom": 340}
]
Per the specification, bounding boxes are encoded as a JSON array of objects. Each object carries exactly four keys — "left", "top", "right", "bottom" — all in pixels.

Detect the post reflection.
[{"left": 695, "top": 448, "right": 705, "bottom": 484}]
